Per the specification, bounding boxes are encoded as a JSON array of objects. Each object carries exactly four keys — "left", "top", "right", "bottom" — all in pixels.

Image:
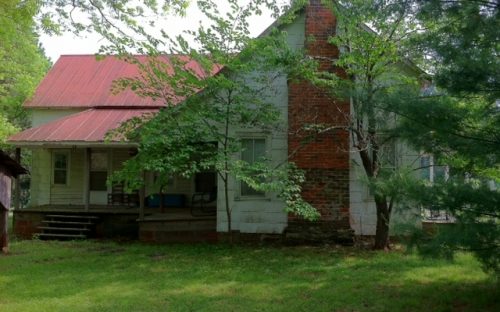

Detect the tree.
[
  {"left": 109, "top": 0, "right": 318, "bottom": 242},
  {"left": 0, "top": 0, "right": 50, "bottom": 136},
  {"left": 307, "top": 0, "right": 498, "bottom": 258},
  {"left": 394, "top": 90, "right": 500, "bottom": 275},
  {"left": 393, "top": 0, "right": 500, "bottom": 274},
  {"left": 409, "top": 0, "right": 499, "bottom": 101},
  {"left": 38, "top": 1, "right": 189, "bottom": 35}
]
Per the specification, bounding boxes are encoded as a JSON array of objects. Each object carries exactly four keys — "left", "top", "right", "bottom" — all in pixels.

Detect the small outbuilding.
[{"left": 0, "top": 149, "right": 28, "bottom": 253}]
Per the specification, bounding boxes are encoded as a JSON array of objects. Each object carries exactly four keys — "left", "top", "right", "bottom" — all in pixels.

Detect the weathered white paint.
[
  {"left": 89, "top": 191, "right": 107, "bottom": 205},
  {"left": 215, "top": 14, "right": 305, "bottom": 234},
  {"left": 49, "top": 149, "right": 84, "bottom": 205},
  {"left": 31, "top": 109, "right": 84, "bottom": 127},
  {"left": 29, "top": 149, "right": 51, "bottom": 206},
  {"left": 29, "top": 148, "right": 133, "bottom": 207}
]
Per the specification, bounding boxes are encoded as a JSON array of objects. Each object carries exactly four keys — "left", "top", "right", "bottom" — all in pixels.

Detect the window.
[
  {"left": 53, "top": 152, "right": 69, "bottom": 185},
  {"left": 240, "top": 138, "right": 266, "bottom": 197},
  {"left": 379, "top": 140, "right": 397, "bottom": 170},
  {"left": 420, "top": 154, "right": 452, "bottom": 221},
  {"left": 90, "top": 151, "right": 108, "bottom": 191},
  {"left": 420, "top": 155, "right": 448, "bottom": 183}
]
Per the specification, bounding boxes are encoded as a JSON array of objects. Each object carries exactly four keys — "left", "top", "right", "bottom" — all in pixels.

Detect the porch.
[{"left": 12, "top": 205, "right": 217, "bottom": 242}]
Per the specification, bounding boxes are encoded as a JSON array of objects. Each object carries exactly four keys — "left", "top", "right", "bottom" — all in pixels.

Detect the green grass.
[{"left": 0, "top": 240, "right": 498, "bottom": 312}]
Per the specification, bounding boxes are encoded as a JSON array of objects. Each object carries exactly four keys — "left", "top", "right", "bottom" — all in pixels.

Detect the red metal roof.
[
  {"left": 25, "top": 55, "right": 214, "bottom": 108},
  {"left": 9, "top": 109, "right": 158, "bottom": 143}
]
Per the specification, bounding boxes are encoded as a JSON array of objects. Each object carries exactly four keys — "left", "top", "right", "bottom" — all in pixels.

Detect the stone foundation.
[
  {"left": 284, "top": 220, "right": 354, "bottom": 245},
  {"left": 139, "top": 218, "right": 217, "bottom": 243}
]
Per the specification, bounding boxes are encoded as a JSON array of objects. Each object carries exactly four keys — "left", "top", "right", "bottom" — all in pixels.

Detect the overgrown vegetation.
[
  {"left": 393, "top": 0, "right": 500, "bottom": 274},
  {"left": 0, "top": 0, "right": 50, "bottom": 146},
  {"left": 0, "top": 240, "right": 498, "bottom": 311},
  {"left": 299, "top": 1, "right": 499, "bottom": 263}
]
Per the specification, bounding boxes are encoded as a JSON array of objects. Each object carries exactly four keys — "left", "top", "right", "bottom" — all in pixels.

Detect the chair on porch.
[
  {"left": 107, "top": 184, "right": 139, "bottom": 207},
  {"left": 190, "top": 187, "right": 217, "bottom": 216}
]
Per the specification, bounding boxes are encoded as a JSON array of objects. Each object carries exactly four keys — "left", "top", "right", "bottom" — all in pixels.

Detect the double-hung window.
[
  {"left": 240, "top": 138, "right": 266, "bottom": 197},
  {"left": 420, "top": 154, "right": 451, "bottom": 221},
  {"left": 53, "top": 152, "right": 69, "bottom": 185},
  {"left": 90, "top": 151, "right": 108, "bottom": 191},
  {"left": 420, "top": 155, "right": 448, "bottom": 182}
]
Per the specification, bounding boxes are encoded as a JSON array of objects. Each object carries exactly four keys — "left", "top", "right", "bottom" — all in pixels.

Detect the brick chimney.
[{"left": 287, "top": 0, "right": 352, "bottom": 242}]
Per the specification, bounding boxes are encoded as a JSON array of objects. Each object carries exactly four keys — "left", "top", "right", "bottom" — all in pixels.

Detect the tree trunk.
[
  {"left": 374, "top": 196, "right": 391, "bottom": 250},
  {"left": 223, "top": 173, "right": 232, "bottom": 244}
]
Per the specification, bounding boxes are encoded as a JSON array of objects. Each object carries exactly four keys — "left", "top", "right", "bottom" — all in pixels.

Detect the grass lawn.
[{"left": 0, "top": 240, "right": 498, "bottom": 312}]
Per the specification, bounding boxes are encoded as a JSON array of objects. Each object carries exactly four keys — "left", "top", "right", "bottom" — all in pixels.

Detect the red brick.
[{"left": 287, "top": 1, "right": 351, "bottom": 230}]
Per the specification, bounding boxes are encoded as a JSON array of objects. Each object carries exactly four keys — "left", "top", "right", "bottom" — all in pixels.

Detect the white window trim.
[
  {"left": 235, "top": 134, "right": 271, "bottom": 201},
  {"left": 52, "top": 150, "right": 70, "bottom": 186},
  {"left": 420, "top": 154, "right": 453, "bottom": 221},
  {"left": 380, "top": 138, "right": 398, "bottom": 171},
  {"left": 420, "top": 154, "right": 449, "bottom": 183},
  {"left": 89, "top": 149, "right": 110, "bottom": 192}
]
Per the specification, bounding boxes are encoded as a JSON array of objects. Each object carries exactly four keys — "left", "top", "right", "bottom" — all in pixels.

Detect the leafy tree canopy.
[
  {"left": 0, "top": 0, "right": 50, "bottom": 143},
  {"left": 391, "top": 0, "right": 500, "bottom": 274},
  {"left": 411, "top": 0, "right": 499, "bottom": 100}
]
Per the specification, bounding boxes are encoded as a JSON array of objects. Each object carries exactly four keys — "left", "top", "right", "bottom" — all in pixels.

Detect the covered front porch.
[
  {"left": 8, "top": 107, "right": 219, "bottom": 242},
  {"left": 10, "top": 144, "right": 218, "bottom": 242}
]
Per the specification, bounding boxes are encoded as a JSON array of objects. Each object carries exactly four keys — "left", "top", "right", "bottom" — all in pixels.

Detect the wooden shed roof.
[{"left": 0, "top": 150, "right": 28, "bottom": 177}]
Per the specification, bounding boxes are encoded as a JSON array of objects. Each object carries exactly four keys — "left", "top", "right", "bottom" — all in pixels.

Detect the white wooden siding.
[
  {"left": 50, "top": 149, "right": 85, "bottom": 205},
  {"left": 31, "top": 109, "right": 84, "bottom": 127},
  {"left": 216, "top": 13, "right": 305, "bottom": 234},
  {"left": 29, "top": 149, "right": 51, "bottom": 206},
  {"left": 349, "top": 142, "right": 422, "bottom": 235}
]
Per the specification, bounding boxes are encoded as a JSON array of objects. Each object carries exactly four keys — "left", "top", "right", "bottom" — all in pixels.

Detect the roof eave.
[{"left": 8, "top": 141, "right": 139, "bottom": 148}]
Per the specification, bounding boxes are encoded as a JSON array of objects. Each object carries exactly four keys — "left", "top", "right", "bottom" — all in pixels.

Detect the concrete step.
[
  {"left": 41, "top": 220, "right": 93, "bottom": 226},
  {"left": 38, "top": 226, "right": 90, "bottom": 232},
  {"left": 36, "top": 214, "right": 99, "bottom": 240},
  {"left": 46, "top": 214, "right": 99, "bottom": 220}
]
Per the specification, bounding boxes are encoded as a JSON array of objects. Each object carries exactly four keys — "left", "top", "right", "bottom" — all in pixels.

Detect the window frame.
[
  {"left": 420, "top": 154, "right": 452, "bottom": 221},
  {"left": 237, "top": 136, "right": 269, "bottom": 200},
  {"left": 379, "top": 139, "right": 398, "bottom": 171},
  {"left": 52, "top": 150, "right": 70, "bottom": 186},
  {"left": 89, "top": 150, "right": 109, "bottom": 191},
  {"left": 420, "top": 154, "right": 449, "bottom": 183}
]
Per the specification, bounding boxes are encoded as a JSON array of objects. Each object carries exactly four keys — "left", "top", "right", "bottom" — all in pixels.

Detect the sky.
[{"left": 39, "top": 3, "right": 277, "bottom": 63}]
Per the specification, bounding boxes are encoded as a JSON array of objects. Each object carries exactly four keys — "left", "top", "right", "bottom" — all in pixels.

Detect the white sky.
[{"left": 40, "top": 3, "right": 277, "bottom": 63}]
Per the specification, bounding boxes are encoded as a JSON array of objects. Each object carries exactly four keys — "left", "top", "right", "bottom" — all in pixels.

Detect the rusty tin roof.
[
  {"left": 9, "top": 108, "right": 158, "bottom": 144},
  {"left": 24, "top": 55, "right": 212, "bottom": 108}
]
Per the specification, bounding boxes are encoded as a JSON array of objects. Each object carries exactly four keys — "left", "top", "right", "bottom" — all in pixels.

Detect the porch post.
[
  {"left": 139, "top": 171, "right": 145, "bottom": 220},
  {"left": 84, "top": 148, "right": 90, "bottom": 211},
  {"left": 13, "top": 148, "right": 21, "bottom": 210}
]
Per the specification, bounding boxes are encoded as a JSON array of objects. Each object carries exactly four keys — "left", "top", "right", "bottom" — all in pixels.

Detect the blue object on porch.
[{"left": 147, "top": 194, "right": 185, "bottom": 208}]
